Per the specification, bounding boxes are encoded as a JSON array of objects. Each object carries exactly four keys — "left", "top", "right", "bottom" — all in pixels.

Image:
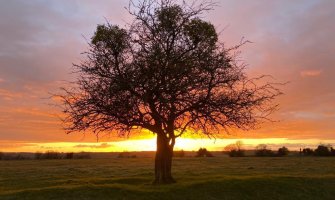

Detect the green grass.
[{"left": 0, "top": 156, "right": 334, "bottom": 199}]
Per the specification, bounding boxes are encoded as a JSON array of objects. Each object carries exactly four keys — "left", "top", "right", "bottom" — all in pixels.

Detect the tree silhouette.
[
  {"left": 59, "top": 0, "right": 281, "bottom": 184},
  {"left": 196, "top": 148, "right": 213, "bottom": 157},
  {"left": 302, "top": 148, "right": 314, "bottom": 156},
  {"left": 224, "top": 141, "right": 245, "bottom": 157},
  {"left": 277, "top": 146, "right": 289, "bottom": 156},
  {"left": 314, "top": 145, "right": 331, "bottom": 156},
  {"left": 255, "top": 144, "right": 275, "bottom": 157}
]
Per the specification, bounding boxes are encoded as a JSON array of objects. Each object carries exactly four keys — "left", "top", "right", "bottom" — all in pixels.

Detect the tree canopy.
[
  {"left": 59, "top": 0, "right": 281, "bottom": 184},
  {"left": 61, "top": 0, "right": 280, "bottom": 139}
]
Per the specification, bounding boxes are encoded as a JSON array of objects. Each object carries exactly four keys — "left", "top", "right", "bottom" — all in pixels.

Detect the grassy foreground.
[{"left": 0, "top": 155, "right": 334, "bottom": 200}]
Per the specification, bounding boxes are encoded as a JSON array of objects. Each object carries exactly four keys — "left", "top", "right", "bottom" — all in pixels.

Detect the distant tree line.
[
  {"left": 117, "top": 152, "right": 137, "bottom": 158},
  {"left": 196, "top": 148, "right": 214, "bottom": 157},
  {"left": 173, "top": 150, "right": 185, "bottom": 158},
  {"left": 172, "top": 148, "right": 212, "bottom": 158},
  {"left": 0, "top": 151, "right": 91, "bottom": 160},
  {"left": 223, "top": 141, "right": 335, "bottom": 157},
  {"left": 1, "top": 144, "right": 334, "bottom": 161},
  {"left": 34, "top": 151, "right": 91, "bottom": 160},
  {"left": 224, "top": 141, "right": 245, "bottom": 157},
  {"left": 301, "top": 145, "right": 335, "bottom": 157},
  {"left": 253, "top": 144, "right": 289, "bottom": 157}
]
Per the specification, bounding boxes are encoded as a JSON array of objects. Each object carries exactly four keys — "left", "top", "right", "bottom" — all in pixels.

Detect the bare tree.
[
  {"left": 224, "top": 140, "right": 244, "bottom": 151},
  {"left": 224, "top": 140, "right": 245, "bottom": 157},
  {"left": 59, "top": 0, "right": 281, "bottom": 184}
]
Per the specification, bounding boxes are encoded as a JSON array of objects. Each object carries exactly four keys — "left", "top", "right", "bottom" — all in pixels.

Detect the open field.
[{"left": 0, "top": 155, "right": 335, "bottom": 200}]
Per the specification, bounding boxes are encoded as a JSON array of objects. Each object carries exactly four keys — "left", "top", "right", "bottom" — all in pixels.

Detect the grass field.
[{"left": 0, "top": 154, "right": 335, "bottom": 200}]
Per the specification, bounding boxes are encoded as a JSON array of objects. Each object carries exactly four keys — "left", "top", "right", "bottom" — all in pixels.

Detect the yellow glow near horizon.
[{"left": 1, "top": 137, "right": 334, "bottom": 153}]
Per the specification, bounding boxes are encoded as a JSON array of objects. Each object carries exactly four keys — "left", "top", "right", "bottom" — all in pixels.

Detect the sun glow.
[{"left": 1, "top": 137, "right": 334, "bottom": 153}]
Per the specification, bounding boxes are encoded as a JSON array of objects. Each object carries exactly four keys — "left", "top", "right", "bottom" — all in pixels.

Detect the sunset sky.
[{"left": 1, "top": 0, "right": 335, "bottom": 152}]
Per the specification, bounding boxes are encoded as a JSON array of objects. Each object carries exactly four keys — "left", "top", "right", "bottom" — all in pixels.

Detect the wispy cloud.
[
  {"left": 0, "top": 89, "right": 22, "bottom": 100},
  {"left": 300, "top": 70, "right": 322, "bottom": 77}
]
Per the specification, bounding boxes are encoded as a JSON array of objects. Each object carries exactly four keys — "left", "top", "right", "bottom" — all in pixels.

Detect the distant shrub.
[
  {"left": 314, "top": 145, "right": 332, "bottom": 156},
  {"left": 224, "top": 141, "right": 245, "bottom": 157},
  {"left": 117, "top": 152, "right": 136, "bottom": 158},
  {"left": 196, "top": 148, "right": 213, "bottom": 157},
  {"left": 331, "top": 147, "right": 335, "bottom": 156},
  {"left": 302, "top": 148, "right": 314, "bottom": 156},
  {"left": 74, "top": 152, "right": 91, "bottom": 159},
  {"left": 1, "top": 151, "right": 95, "bottom": 161},
  {"left": 34, "top": 152, "right": 43, "bottom": 160},
  {"left": 228, "top": 150, "right": 245, "bottom": 157},
  {"left": 65, "top": 152, "right": 74, "bottom": 159},
  {"left": 14, "top": 154, "right": 26, "bottom": 160},
  {"left": 255, "top": 144, "right": 275, "bottom": 157},
  {"left": 173, "top": 150, "right": 185, "bottom": 157},
  {"left": 33, "top": 151, "right": 91, "bottom": 160},
  {"left": 43, "top": 151, "right": 62, "bottom": 159},
  {"left": 277, "top": 146, "right": 289, "bottom": 157},
  {"left": 0, "top": 153, "right": 29, "bottom": 160},
  {"left": 118, "top": 152, "right": 129, "bottom": 158}
]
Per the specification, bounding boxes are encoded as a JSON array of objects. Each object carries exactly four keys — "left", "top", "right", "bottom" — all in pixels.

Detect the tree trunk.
[{"left": 153, "top": 133, "right": 176, "bottom": 184}]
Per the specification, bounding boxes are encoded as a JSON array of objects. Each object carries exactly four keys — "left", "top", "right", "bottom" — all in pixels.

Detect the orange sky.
[{"left": 0, "top": 0, "right": 335, "bottom": 152}]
